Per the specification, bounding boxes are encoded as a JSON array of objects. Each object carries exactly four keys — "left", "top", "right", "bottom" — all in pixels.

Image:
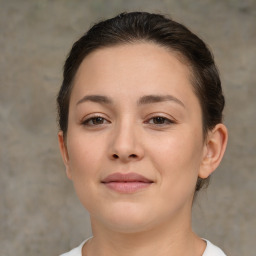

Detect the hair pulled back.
[{"left": 57, "top": 12, "right": 225, "bottom": 191}]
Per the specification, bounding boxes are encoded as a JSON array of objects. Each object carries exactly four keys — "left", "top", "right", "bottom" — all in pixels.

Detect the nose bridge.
[{"left": 110, "top": 115, "right": 143, "bottom": 161}]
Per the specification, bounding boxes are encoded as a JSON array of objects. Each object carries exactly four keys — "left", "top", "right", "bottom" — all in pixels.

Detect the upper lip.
[{"left": 101, "top": 172, "right": 153, "bottom": 183}]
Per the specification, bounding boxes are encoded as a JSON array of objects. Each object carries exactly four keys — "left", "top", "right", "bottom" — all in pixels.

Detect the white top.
[{"left": 60, "top": 238, "right": 226, "bottom": 256}]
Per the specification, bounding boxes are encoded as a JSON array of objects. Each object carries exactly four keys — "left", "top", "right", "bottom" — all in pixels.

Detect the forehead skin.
[
  {"left": 68, "top": 43, "right": 203, "bottom": 139},
  {"left": 71, "top": 42, "right": 200, "bottom": 112}
]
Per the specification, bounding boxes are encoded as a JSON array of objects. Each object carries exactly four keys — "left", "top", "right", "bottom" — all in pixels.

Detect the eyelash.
[
  {"left": 145, "top": 116, "right": 175, "bottom": 126},
  {"left": 81, "top": 115, "right": 110, "bottom": 126},
  {"left": 81, "top": 115, "right": 175, "bottom": 127}
]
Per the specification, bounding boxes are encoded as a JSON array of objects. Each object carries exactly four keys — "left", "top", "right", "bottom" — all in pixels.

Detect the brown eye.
[
  {"left": 82, "top": 116, "right": 109, "bottom": 126},
  {"left": 91, "top": 117, "right": 105, "bottom": 124},
  {"left": 148, "top": 116, "right": 173, "bottom": 125}
]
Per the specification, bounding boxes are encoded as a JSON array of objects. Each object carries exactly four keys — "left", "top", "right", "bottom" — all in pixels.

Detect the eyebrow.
[
  {"left": 137, "top": 95, "right": 185, "bottom": 108},
  {"left": 76, "top": 95, "right": 113, "bottom": 105},
  {"left": 76, "top": 94, "right": 185, "bottom": 108}
]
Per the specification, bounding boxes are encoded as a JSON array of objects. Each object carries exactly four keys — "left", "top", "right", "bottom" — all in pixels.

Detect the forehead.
[
  {"left": 77, "top": 43, "right": 191, "bottom": 75},
  {"left": 69, "top": 43, "right": 201, "bottom": 113}
]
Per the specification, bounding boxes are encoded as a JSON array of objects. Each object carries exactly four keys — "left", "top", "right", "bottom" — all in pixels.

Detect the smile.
[{"left": 101, "top": 172, "right": 153, "bottom": 193}]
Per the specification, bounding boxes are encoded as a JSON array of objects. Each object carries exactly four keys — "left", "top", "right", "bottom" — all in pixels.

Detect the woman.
[{"left": 57, "top": 12, "right": 228, "bottom": 256}]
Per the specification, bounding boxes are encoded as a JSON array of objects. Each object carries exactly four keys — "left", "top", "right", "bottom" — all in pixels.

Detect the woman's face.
[{"left": 59, "top": 43, "right": 211, "bottom": 233}]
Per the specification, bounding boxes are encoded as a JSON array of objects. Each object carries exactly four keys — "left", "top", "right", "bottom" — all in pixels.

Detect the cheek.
[
  {"left": 147, "top": 129, "right": 203, "bottom": 186},
  {"left": 67, "top": 132, "right": 106, "bottom": 179},
  {"left": 66, "top": 133, "right": 107, "bottom": 210}
]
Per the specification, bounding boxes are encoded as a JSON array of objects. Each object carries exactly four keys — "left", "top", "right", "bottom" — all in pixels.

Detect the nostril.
[
  {"left": 113, "top": 154, "right": 119, "bottom": 159},
  {"left": 130, "top": 154, "right": 137, "bottom": 158}
]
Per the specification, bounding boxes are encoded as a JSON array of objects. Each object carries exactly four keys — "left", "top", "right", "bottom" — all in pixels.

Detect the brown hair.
[{"left": 57, "top": 12, "right": 225, "bottom": 191}]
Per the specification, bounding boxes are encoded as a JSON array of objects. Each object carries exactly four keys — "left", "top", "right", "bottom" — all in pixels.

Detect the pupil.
[
  {"left": 154, "top": 117, "right": 164, "bottom": 124},
  {"left": 94, "top": 117, "right": 103, "bottom": 124}
]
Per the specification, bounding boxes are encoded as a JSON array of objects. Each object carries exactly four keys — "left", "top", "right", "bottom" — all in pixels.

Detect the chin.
[{"left": 92, "top": 202, "right": 157, "bottom": 233}]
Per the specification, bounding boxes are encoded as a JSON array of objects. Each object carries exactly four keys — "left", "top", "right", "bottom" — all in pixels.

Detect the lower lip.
[{"left": 103, "top": 182, "right": 152, "bottom": 193}]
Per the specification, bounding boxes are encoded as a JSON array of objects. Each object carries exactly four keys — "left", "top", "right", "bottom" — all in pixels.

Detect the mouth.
[{"left": 101, "top": 172, "right": 153, "bottom": 193}]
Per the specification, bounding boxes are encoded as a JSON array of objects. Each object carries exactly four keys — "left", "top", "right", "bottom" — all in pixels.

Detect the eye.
[
  {"left": 147, "top": 116, "right": 174, "bottom": 125},
  {"left": 82, "top": 116, "right": 110, "bottom": 126}
]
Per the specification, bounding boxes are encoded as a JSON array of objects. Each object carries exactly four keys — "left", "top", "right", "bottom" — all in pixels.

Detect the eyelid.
[
  {"left": 144, "top": 113, "right": 177, "bottom": 123},
  {"left": 146, "top": 118, "right": 174, "bottom": 126},
  {"left": 81, "top": 113, "right": 111, "bottom": 125}
]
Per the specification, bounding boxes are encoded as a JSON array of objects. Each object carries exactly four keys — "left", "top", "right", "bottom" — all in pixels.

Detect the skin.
[{"left": 58, "top": 43, "right": 228, "bottom": 256}]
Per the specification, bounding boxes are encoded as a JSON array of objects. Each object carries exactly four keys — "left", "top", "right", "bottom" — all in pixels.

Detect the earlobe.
[
  {"left": 58, "top": 131, "right": 72, "bottom": 180},
  {"left": 199, "top": 124, "right": 228, "bottom": 179}
]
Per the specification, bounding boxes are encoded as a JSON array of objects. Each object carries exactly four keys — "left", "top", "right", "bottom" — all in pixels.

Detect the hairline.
[{"left": 63, "top": 40, "right": 207, "bottom": 140}]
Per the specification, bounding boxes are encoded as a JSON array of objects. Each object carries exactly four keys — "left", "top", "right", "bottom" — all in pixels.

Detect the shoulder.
[
  {"left": 202, "top": 239, "right": 227, "bottom": 256},
  {"left": 59, "top": 239, "right": 89, "bottom": 256}
]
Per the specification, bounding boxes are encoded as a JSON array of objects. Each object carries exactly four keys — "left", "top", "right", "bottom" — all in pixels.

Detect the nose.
[{"left": 109, "top": 121, "right": 144, "bottom": 162}]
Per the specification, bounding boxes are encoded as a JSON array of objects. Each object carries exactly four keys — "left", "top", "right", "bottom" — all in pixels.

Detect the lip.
[{"left": 101, "top": 172, "right": 153, "bottom": 193}]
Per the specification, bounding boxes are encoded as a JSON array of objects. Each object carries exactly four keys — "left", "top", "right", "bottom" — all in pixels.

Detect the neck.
[{"left": 84, "top": 210, "right": 205, "bottom": 256}]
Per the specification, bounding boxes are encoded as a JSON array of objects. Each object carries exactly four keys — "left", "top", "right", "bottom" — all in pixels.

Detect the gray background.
[{"left": 0, "top": 0, "right": 255, "bottom": 255}]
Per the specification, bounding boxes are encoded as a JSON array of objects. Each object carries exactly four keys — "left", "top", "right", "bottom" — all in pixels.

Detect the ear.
[
  {"left": 58, "top": 131, "right": 72, "bottom": 180},
  {"left": 199, "top": 124, "right": 228, "bottom": 179}
]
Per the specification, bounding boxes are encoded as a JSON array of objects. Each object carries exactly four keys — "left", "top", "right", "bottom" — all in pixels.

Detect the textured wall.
[{"left": 0, "top": 0, "right": 255, "bottom": 255}]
